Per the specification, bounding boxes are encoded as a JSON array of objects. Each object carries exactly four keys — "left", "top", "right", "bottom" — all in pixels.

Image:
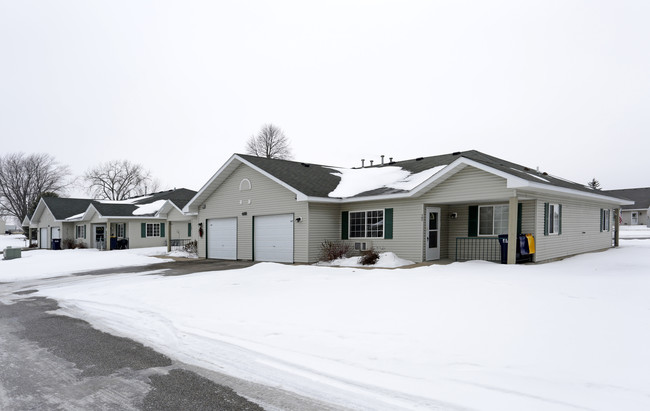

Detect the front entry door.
[
  {"left": 426, "top": 207, "right": 441, "bottom": 260},
  {"left": 94, "top": 225, "right": 106, "bottom": 249}
]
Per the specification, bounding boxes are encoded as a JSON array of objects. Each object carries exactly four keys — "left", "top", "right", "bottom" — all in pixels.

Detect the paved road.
[{"left": 0, "top": 260, "right": 342, "bottom": 411}]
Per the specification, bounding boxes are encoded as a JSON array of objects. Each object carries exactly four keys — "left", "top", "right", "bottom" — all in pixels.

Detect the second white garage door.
[
  {"left": 254, "top": 214, "right": 294, "bottom": 263},
  {"left": 207, "top": 218, "right": 237, "bottom": 260}
]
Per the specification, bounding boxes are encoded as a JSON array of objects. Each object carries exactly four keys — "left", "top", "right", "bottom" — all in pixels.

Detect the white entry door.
[
  {"left": 207, "top": 218, "right": 237, "bottom": 260},
  {"left": 40, "top": 227, "right": 48, "bottom": 249},
  {"left": 254, "top": 214, "right": 294, "bottom": 263},
  {"left": 51, "top": 227, "right": 61, "bottom": 239},
  {"left": 425, "top": 207, "right": 441, "bottom": 260},
  {"left": 632, "top": 212, "right": 639, "bottom": 225}
]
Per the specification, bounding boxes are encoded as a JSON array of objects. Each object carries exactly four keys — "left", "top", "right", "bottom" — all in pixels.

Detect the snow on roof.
[
  {"left": 64, "top": 212, "right": 85, "bottom": 222},
  {"left": 132, "top": 199, "right": 167, "bottom": 216},
  {"left": 328, "top": 165, "right": 447, "bottom": 198}
]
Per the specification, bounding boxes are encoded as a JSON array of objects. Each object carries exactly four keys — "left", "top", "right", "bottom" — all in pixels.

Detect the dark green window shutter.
[
  {"left": 543, "top": 203, "right": 549, "bottom": 236},
  {"left": 83, "top": 225, "right": 86, "bottom": 239},
  {"left": 141, "top": 223, "right": 146, "bottom": 238},
  {"left": 384, "top": 208, "right": 393, "bottom": 239},
  {"left": 517, "top": 203, "right": 523, "bottom": 235},
  {"left": 160, "top": 222, "right": 165, "bottom": 238},
  {"left": 188, "top": 222, "right": 192, "bottom": 237},
  {"left": 468, "top": 205, "right": 478, "bottom": 237},
  {"left": 600, "top": 209, "right": 604, "bottom": 232},
  {"left": 558, "top": 204, "right": 562, "bottom": 235},
  {"left": 341, "top": 211, "right": 349, "bottom": 240}
]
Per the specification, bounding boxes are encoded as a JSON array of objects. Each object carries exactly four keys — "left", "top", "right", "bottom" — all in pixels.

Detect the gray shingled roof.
[
  {"left": 238, "top": 154, "right": 341, "bottom": 198},
  {"left": 42, "top": 197, "right": 96, "bottom": 220},
  {"left": 238, "top": 150, "right": 601, "bottom": 199},
  {"left": 42, "top": 188, "right": 197, "bottom": 219},
  {"left": 603, "top": 187, "right": 650, "bottom": 209}
]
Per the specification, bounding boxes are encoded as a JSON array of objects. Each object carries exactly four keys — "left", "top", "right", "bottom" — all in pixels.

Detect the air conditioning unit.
[{"left": 354, "top": 241, "right": 372, "bottom": 251}]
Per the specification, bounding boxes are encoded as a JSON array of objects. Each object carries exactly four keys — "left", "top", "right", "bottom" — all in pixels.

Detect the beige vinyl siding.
[
  {"left": 530, "top": 195, "right": 613, "bottom": 262},
  {"left": 166, "top": 208, "right": 197, "bottom": 241},
  {"left": 420, "top": 166, "right": 513, "bottom": 204},
  {"left": 34, "top": 209, "right": 59, "bottom": 249},
  {"left": 341, "top": 198, "right": 425, "bottom": 263},
  {"left": 308, "top": 203, "right": 341, "bottom": 262},
  {"left": 197, "top": 164, "right": 309, "bottom": 262},
  {"left": 125, "top": 221, "right": 167, "bottom": 249}
]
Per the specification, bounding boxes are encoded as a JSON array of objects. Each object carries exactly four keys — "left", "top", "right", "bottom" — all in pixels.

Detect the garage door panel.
[
  {"left": 254, "top": 214, "right": 294, "bottom": 263},
  {"left": 207, "top": 218, "right": 237, "bottom": 260}
]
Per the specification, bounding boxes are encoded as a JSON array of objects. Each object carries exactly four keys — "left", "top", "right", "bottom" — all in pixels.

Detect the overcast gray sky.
[{"left": 1, "top": 0, "right": 648, "bottom": 196}]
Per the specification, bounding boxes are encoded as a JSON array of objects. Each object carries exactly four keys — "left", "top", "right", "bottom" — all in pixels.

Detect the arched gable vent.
[{"left": 239, "top": 178, "right": 252, "bottom": 191}]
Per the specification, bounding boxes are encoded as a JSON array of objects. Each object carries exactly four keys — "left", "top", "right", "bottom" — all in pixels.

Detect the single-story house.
[
  {"left": 602, "top": 187, "right": 650, "bottom": 226},
  {"left": 25, "top": 188, "right": 197, "bottom": 251},
  {"left": 184, "top": 150, "right": 632, "bottom": 264}
]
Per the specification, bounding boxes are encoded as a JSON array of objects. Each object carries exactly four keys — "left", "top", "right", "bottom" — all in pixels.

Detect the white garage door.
[
  {"left": 254, "top": 214, "right": 294, "bottom": 263},
  {"left": 207, "top": 218, "right": 237, "bottom": 260}
]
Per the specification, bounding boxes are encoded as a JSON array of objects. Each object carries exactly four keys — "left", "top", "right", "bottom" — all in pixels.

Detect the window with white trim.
[
  {"left": 349, "top": 210, "right": 384, "bottom": 238},
  {"left": 478, "top": 205, "right": 509, "bottom": 236},
  {"left": 601, "top": 209, "right": 610, "bottom": 232},
  {"left": 75, "top": 225, "right": 86, "bottom": 239},
  {"left": 547, "top": 203, "right": 561, "bottom": 235},
  {"left": 116, "top": 223, "right": 126, "bottom": 238},
  {"left": 146, "top": 223, "right": 160, "bottom": 237}
]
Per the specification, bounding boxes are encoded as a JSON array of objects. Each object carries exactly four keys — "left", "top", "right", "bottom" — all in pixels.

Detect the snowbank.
[
  {"left": 32, "top": 240, "right": 650, "bottom": 410},
  {"left": 0, "top": 247, "right": 171, "bottom": 281}
]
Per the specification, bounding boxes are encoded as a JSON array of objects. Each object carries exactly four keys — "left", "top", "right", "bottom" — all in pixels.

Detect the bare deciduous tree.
[
  {"left": 245, "top": 124, "right": 293, "bottom": 159},
  {"left": 83, "top": 159, "right": 160, "bottom": 200},
  {"left": 0, "top": 153, "right": 70, "bottom": 222}
]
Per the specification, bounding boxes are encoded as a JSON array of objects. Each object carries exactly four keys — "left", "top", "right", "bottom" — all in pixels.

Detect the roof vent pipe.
[
  {"left": 370, "top": 160, "right": 374, "bottom": 166},
  {"left": 361, "top": 159, "right": 365, "bottom": 168},
  {"left": 389, "top": 157, "right": 393, "bottom": 163},
  {"left": 381, "top": 155, "right": 385, "bottom": 165}
]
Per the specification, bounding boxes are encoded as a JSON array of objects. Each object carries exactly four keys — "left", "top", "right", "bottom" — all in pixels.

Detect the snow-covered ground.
[
  {"left": 619, "top": 224, "right": 650, "bottom": 238},
  {"left": 1, "top": 228, "right": 646, "bottom": 410},
  {"left": 0, "top": 239, "right": 171, "bottom": 281}
]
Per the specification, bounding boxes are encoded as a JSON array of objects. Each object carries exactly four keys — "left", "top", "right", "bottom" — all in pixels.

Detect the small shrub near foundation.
[
  {"left": 320, "top": 240, "right": 351, "bottom": 262},
  {"left": 359, "top": 248, "right": 380, "bottom": 265}
]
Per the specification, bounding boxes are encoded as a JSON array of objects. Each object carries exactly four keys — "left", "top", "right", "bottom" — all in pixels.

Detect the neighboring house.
[
  {"left": 25, "top": 189, "right": 197, "bottom": 250},
  {"left": 602, "top": 187, "right": 650, "bottom": 226},
  {"left": 184, "top": 150, "right": 632, "bottom": 264}
]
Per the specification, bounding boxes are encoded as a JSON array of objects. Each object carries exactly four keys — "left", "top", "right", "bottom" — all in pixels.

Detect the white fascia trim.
[
  {"left": 235, "top": 155, "right": 308, "bottom": 201},
  {"left": 510, "top": 180, "right": 635, "bottom": 205},
  {"left": 183, "top": 154, "right": 241, "bottom": 213}
]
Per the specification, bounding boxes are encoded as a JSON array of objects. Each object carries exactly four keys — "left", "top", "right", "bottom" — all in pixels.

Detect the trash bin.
[
  {"left": 51, "top": 238, "right": 61, "bottom": 250},
  {"left": 110, "top": 236, "right": 118, "bottom": 250},
  {"left": 498, "top": 234, "right": 509, "bottom": 264}
]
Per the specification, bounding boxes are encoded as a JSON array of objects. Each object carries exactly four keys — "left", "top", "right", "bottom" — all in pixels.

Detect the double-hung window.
[
  {"left": 75, "top": 225, "right": 86, "bottom": 239},
  {"left": 146, "top": 223, "right": 160, "bottom": 237},
  {"left": 478, "top": 205, "right": 509, "bottom": 236},
  {"left": 349, "top": 210, "right": 384, "bottom": 238},
  {"left": 546, "top": 203, "right": 561, "bottom": 235},
  {"left": 600, "top": 209, "right": 610, "bottom": 232}
]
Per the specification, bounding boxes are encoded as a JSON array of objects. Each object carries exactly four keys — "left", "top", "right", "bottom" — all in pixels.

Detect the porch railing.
[
  {"left": 170, "top": 239, "right": 197, "bottom": 253},
  {"left": 455, "top": 237, "right": 501, "bottom": 262}
]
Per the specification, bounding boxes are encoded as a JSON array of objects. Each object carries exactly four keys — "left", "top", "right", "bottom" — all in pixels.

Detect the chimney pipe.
[
  {"left": 370, "top": 160, "right": 374, "bottom": 166},
  {"left": 389, "top": 157, "right": 393, "bottom": 163},
  {"left": 361, "top": 159, "right": 365, "bottom": 168},
  {"left": 381, "top": 155, "right": 385, "bottom": 165}
]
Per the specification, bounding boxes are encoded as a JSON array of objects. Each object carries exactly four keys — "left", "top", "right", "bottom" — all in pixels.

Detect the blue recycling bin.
[
  {"left": 51, "top": 238, "right": 61, "bottom": 250},
  {"left": 498, "top": 234, "right": 509, "bottom": 264}
]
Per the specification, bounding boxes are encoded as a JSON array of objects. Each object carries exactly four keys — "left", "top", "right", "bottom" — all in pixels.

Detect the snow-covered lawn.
[
  {"left": 620, "top": 224, "right": 650, "bottom": 238},
  {"left": 0, "top": 245, "right": 171, "bottom": 282},
  {"left": 6, "top": 235, "right": 645, "bottom": 410}
]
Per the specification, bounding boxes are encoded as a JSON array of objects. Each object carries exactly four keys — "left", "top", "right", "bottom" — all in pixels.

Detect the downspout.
[
  {"left": 614, "top": 208, "right": 620, "bottom": 247},
  {"left": 167, "top": 221, "right": 172, "bottom": 253}
]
